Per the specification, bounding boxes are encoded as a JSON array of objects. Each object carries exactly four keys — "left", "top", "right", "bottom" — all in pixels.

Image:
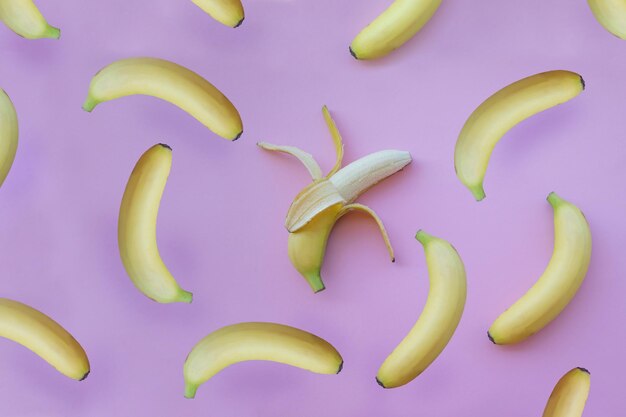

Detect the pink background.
[{"left": 0, "top": 0, "right": 622, "bottom": 415}]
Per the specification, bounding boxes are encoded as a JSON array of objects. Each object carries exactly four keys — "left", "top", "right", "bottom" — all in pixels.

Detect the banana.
[
  {"left": 454, "top": 70, "right": 584, "bottom": 201},
  {"left": 588, "top": 0, "right": 626, "bottom": 39},
  {"left": 543, "top": 368, "right": 590, "bottom": 417},
  {"left": 376, "top": 231, "right": 466, "bottom": 388},
  {"left": 192, "top": 0, "right": 244, "bottom": 28},
  {"left": 118, "top": 144, "right": 193, "bottom": 304},
  {"left": 0, "top": 89, "right": 18, "bottom": 189},
  {"left": 183, "top": 322, "right": 343, "bottom": 398},
  {"left": 349, "top": 0, "right": 442, "bottom": 60},
  {"left": 488, "top": 193, "right": 591, "bottom": 345},
  {"left": 0, "top": 0, "right": 60, "bottom": 39},
  {"left": 259, "top": 106, "right": 410, "bottom": 292},
  {"left": 0, "top": 298, "right": 89, "bottom": 380},
  {"left": 83, "top": 57, "right": 243, "bottom": 141}
]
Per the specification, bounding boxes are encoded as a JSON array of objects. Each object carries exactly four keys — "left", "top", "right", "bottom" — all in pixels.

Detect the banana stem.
[
  {"left": 304, "top": 273, "right": 326, "bottom": 293},
  {"left": 82, "top": 95, "right": 99, "bottom": 112},
  {"left": 184, "top": 382, "right": 198, "bottom": 399}
]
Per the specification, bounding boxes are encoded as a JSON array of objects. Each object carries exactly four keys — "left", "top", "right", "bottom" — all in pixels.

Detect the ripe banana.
[
  {"left": 0, "top": 298, "right": 90, "bottom": 380},
  {"left": 0, "top": 89, "right": 18, "bottom": 189},
  {"left": 349, "top": 0, "right": 442, "bottom": 60},
  {"left": 376, "top": 231, "right": 466, "bottom": 388},
  {"left": 0, "top": 0, "right": 60, "bottom": 39},
  {"left": 454, "top": 70, "right": 584, "bottom": 201},
  {"left": 83, "top": 57, "right": 243, "bottom": 141},
  {"left": 258, "top": 106, "right": 410, "bottom": 292},
  {"left": 118, "top": 144, "right": 193, "bottom": 304},
  {"left": 543, "top": 368, "right": 590, "bottom": 417},
  {"left": 183, "top": 322, "right": 343, "bottom": 398},
  {"left": 488, "top": 192, "right": 591, "bottom": 345},
  {"left": 588, "top": 0, "right": 626, "bottom": 39},
  {"left": 192, "top": 0, "right": 244, "bottom": 28}
]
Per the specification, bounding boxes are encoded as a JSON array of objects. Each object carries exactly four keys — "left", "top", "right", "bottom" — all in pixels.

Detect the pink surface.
[{"left": 0, "top": 0, "right": 622, "bottom": 415}]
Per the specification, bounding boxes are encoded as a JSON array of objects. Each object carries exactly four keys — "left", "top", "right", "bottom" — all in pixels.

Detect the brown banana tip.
[
  {"left": 337, "top": 361, "right": 344, "bottom": 374},
  {"left": 349, "top": 47, "right": 359, "bottom": 60},
  {"left": 158, "top": 143, "right": 172, "bottom": 150},
  {"left": 233, "top": 130, "right": 243, "bottom": 141},
  {"left": 233, "top": 17, "right": 245, "bottom": 28},
  {"left": 376, "top": 377, "right": 387, "bottom": 388},
  {"left": 79, "top": 370, "right": 90, "bottom": 381},
  {"left": 487, "top": 331, "right": 496, "bottom": 344},
  {"left": 580, "top": 76, "right": 585, "bottom": 90},
  {"left": 577, "top": 367, "right": 590, "bottom": 375}
]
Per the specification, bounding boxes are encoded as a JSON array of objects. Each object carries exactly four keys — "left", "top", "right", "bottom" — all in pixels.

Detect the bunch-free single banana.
[
  {"left": 376, "top": 231, "right": 466, "bottom": 388},
  {"left": 258, "top": 106, "right": 411, "bottom": 292},
  {"left": 192, "top": 0, "right": 244, "bottom": 27},
  {"left": 83, "top": 57, "right": 243, "bottom": 140},
  {"left": 543, "top": 368, "right": 590, "bottom": 417},
  {"left": 0, "top": 298, "right": 90, "bottom": 380},
  {"left": 588, "top": 0, "right": 626, "bottom": 39},
  {"left": 488, "top": 193, "right": 591, "bottom": 345},
  {"left": 119, "top": 144, "right": 193, "bottom": 304},
  {"left": 183, "top": 322, "right": 343, "bottom": 398},
  {"left": 0, "top": 89, "right": 18, "bottom": 189},
  {"left": 0, "top": 0, "right": 60, "bottom": 39},
  {"left": 350, "top": 0, "right": 442, "bottom": 60},
  {"left": 454, "top": 70, "right": 584, "bottom": 201}
]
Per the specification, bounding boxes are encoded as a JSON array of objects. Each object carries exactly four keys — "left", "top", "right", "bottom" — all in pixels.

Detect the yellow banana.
[
  {"left": 183, "top": 322, "right": 343, "bottom": 398},
  {"left": 0, "top": 0, "right": 60, "bottom": 39},
  {"left": 192, "top": 0, "right": 244, "bottom": 28},
  {"left": 259, "top": 106, "right": 409, "bottom": 292},
  {"left": 350, "top": 0, "right": 442, "bottom": 60},
  {"left": 0, "top": 89, "right": 18, "bottom": 189},
  {"left": 118, "top": 144, "right": 192, "bottom": 304},
  {"left": 488, "top": 193, "right": 591, "bottom": 345},
  {"left": 0, "top": 298, "right": 89, "bottom": 380},
  {"left": 543, "top": 368, "right": 590, "bottom": 417},
  {"left": 454, "top": 70, "right": 584, "bottom": 201},
  {"left": 83, "top": 57, "right": 243, "bottom": 140},
  {"left": 376, "top": 231, "right": 466, "bottom": 388},
  {"left": 588, "top": 0, "right": 626, "bottom": 39}
]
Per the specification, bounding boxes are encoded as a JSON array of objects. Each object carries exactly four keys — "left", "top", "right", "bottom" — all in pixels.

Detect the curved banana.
[
  {"left": 488, "top": 193, "right": 591, "bottom": 345},
  {"left": 454, "top": 70, "right": 584, "bottom": 201},
  {"left": 118, "top": 144, "right": 192, "bottom": 304},
  {"left": 0, "top": 89, "right": 18, "bottom": 189},
  {"left": 0, "top": 298, "right": 89, "bottom": 380},
  {"left": 183, "top": 322, "right": 343, "bottom": 398},
  {"left": 588, "top": 0, "right": 626, "bottom": 39},
  {"left": 192, "top": 0, "right": 244, "bottom": 28},
  {"left": 0, "top": 0, "right": 60, "bottom": 39},
  {"left": 376, "top": 231, "right": 466, "bottom": 388},
  {"left": 349, "top": 0, "right": 442, "bottom": 60},
  {"left": 83, "top": 57, "right": 243, "bottom": 140},
  {"left": 543, "top": 368, "right": 590, "bottom": 417},
  {"left": 259, "top": 106, "right": 410, "bottom": 292}
]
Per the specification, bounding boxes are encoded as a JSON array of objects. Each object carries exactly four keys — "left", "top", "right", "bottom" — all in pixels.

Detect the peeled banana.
[
  {"left": 376, "top": 231, "right": 466, "bottom": 388},
  {"left": 454, "top": 70, "right": 584, "bottom": 201},
  {"left": 488, "top": 193, "right": 591, "bottom": 345},
  {"left": 543, "top": 368, "right": 590, "bottom": 417},
  {"left": 183, "top": 322, "right": 343, "bottom": 398},
  {"left": 118, "top": 144, "right": 193, "bottom": 304},
  {"left": 0, "top": 298, "right": 90, "bottom": 380},
  {"left": 0, "top": 0, "right": 60, "bottom": 39},
  {"left": 588, "top": 0, "right": 626, "bottom": 39},
  {"left": 192, "top": 0, "right": 244, "bottom": 28},
  {"left": 350, "top": 0, "right": 442, "bottom": 60},
  {"left": 83, "top": 57, "right": 243, "bottom": 140},
  {"left": 0, "top": 89, "right": 18, "bottom": 189},
  {"left": 259, "top": 106, "right": 410, "bottom": 292}
]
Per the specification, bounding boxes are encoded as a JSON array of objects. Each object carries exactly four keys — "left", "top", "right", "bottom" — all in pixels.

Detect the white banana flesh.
[
  {"left": 376, "top": 231, "right": 466, "bottom": 388},
  {"left": 488, "top": 193, "right": 591, "bottom": 345},
  {"left": 192, "top": 0, "right": 244, "bottom": 28},
  {"left": 259, "top": 106, "right": 409, "bottom": 292},
  {"left": 350, "top": 0, "right": 442, "bottom": 60},
  {"left": 0, "top": 298, "right": 90, "bottom": 380},
  {"left": 542, "top": 368, "right": 590, "bottom": 417},
  {"left": 0, "top": 89, "right": 18, "bottom": 189},
  {"left": 0, "top": 0, "right": 60, "bottom": 39},
  {"left": 118, "top": 144, "right": 193, "bottom": 304},
  {"left": 183, "top": 322, "right": 343, "bottom": 398},
  {"left": 454, "top": 70, "right": 584, "bottom": 201},
  {"left": 83, "top": 57, "right": 243, "bottom": 140},
  {"left": 588, "top": 0, "right": 626, "bottom": 39}
]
